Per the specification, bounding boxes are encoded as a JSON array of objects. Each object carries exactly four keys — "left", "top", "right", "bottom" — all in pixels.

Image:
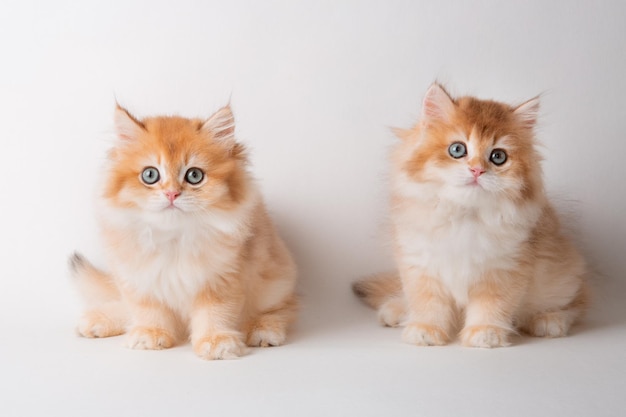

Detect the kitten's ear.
[
  {"left": 114, "top": 104, "right": 145, "bottom": 141},
  {"left": 421, "top": 83, "right": 455, "bottom": 123},
  {"left": 514, "top": 97, "right": 540, "bottom": 129},
  {"left": 202, "top": 105, "right": 236, "bottom": 146}
]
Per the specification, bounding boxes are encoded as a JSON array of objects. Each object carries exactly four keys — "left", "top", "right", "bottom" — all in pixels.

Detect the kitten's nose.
[
  {"left": 165, "top": 190, "right": 181, "bottom": 203},
  {"left": 469, "top": 167, "right": 485, "bottom": 178}
]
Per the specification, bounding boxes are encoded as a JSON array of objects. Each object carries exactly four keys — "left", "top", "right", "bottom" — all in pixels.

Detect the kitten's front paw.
[
  {"left": 193, "top": 332, "right": 248, "bottom": 360},
  {"left": 461, "top": 325, "right": 510, "bottom": 348},
  {"left": 77, "top": 311, "right": 125, "bottom": 338},
  {"left": 126, "top": 327, "right": 175, "bottom": 350},
  {"left": 402, "top": 323, "right": 449, "bottom": 346}
]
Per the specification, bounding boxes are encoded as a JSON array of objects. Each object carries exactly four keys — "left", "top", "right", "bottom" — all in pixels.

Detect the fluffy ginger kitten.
[
  {"left": 353, "top": 84, "right": 589, "bottom": 348},
  {"left": 70, "top": 104, "right": 298, "bottom": 359}
]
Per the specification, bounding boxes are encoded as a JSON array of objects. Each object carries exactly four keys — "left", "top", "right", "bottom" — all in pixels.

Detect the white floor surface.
[{"left": 2, "top": 287, "right": 624, "bottom": 417}]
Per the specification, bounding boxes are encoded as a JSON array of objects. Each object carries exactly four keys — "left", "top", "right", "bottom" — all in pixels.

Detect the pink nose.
[
  {"left": 165, "top": 190, "right": 181, "bottom": 202},
  {"left": 469, "top": 167, "right": 485, "bottom": 178}
]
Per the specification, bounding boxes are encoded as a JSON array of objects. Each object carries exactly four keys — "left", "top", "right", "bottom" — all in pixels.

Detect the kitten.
[
  {"left": 70, "top": 104, "right": 298, "bottom": 359},
  {"left": 353, "top": 83, "right": 589, "bottom": 348}
]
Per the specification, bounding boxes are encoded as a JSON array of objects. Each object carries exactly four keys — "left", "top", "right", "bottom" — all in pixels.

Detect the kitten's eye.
[
  {"left": 448, "top": 142, "right": 467, "bottom": 159},
  {"left": 141, "top": 167, "right": 160, "bottom": 185},
  {"left": 490, "top": 149, "right": 508, "bottom": 165},
  {"left": 185, "top": 167, "right": 204, "bottom": 185}
]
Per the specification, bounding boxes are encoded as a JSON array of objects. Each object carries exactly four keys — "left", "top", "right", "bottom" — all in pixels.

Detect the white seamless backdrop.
[{"left": 1, "top": 1, "right": 625, "bottom": 417}]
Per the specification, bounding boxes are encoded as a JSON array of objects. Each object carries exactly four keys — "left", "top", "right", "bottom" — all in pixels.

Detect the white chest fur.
[
  {"left": 393, "top": 182, "right": 540, "bottom": 305},
  {"left": 101, "top": 205, "right": 250, "bottom": 316}
]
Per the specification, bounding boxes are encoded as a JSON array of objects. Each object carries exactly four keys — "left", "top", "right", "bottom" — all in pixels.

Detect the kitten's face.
[
  {"left": 104, "top": 105, "right": 248, "bottom": 216},
  {"left": 401, "top": 84, "right": 542, "bottom": 203}
]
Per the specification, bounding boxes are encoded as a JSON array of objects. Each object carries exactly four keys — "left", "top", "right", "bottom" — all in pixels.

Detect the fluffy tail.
[
  {"left": 352, "top": 272, "right": 402, "bottom": 309},
  {"left": 352, "top": 272, "right": 406, "bottom": 327},
  {"left": 69, "top": 252, "right": 121, "bottom": 305},
  {"left": 69, "top": 252, "right": 128, "bottom": 337}
]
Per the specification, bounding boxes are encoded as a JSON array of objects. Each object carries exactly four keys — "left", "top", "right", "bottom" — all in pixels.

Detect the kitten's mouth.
[{"left": 165, "top": 203, "right": 182, "bottom": 211}]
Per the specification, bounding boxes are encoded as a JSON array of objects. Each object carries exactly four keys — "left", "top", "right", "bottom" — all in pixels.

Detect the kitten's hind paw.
[
  {"left": 77, "top": 311, "right": 125, "bottom": 338},
  {"left": 527, "top": 312, "right": 570, "bottom": 338},
  {"left": 378, "top": 298, "right": 406, "bottom": 327},
  {"left": 402, "top": 323, "right": 449, "bottom": 346},
  {"left": 247, "top": 327, "right": 286, "bottom": 347},
  {"left": 126, "top": 327, "right": 175, "bottom": 350},
  {"left": 461, "top": 325, "right": 511, "bottom": 348},
  {"left": 193, "top": 332, "right": 248, "bottom": 360}
]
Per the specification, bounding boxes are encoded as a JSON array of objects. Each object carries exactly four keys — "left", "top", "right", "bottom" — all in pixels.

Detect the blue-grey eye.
[
  {"left": 185, "top": 167, "right": 204, "bottom": 185},
  {"left": 448, "top": 142, "right": 467, "bottom": 159},
  {"left": 141, "top": 167, "right": 160, "bottom": 185},
  {"left": 490, "top": 149, "right": 507, "bottom": 165}
]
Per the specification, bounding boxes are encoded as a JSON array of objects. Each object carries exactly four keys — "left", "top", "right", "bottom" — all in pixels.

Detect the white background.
[{"left": 1, "top": 1, "right": 625, "bottom": 416}]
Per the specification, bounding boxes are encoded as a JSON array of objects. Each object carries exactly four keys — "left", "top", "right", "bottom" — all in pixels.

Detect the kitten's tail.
[
  {"left": 69, "top": 252, "right": 128, "bottom": 338},
  {"left": 69, "top": 252, "right": 121, "bottom": 305},
  {"left": 352, "top": 272, "right": 402, "bottom": 309}
]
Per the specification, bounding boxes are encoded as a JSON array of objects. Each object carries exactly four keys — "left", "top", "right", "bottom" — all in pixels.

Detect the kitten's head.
[
  {"left": 397, "top": 83, "right": 543, "bottom": 204},
  {"left": 103, "top": 104, "right": 250, "bottom": 217}
]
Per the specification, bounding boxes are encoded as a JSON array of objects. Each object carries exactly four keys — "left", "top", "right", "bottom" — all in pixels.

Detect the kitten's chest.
[
  {"left": 111, "top": 225, "right": 240, "bottom": 312},
  {"left": 394, "top": 203, "right": 530, "bottom": 280}
]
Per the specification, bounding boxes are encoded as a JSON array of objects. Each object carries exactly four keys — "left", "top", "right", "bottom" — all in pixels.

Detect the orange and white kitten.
[
  {"left": 353, "top": 84, "right": 589, "bottom": 348},
  {"left": 70, "top": 104, "right": 298, "bottom": 359}
]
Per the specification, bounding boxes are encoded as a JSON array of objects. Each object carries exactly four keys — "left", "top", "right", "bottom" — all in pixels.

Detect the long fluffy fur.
[
  {"left": 71, "top": 104, "right": 298, "bottom": 359},
  {"left": 352, "top": 272, "right": 402, "bottom": 309},
  {"left": 353, "top": 84, "right": 589, "bottom": 347}
]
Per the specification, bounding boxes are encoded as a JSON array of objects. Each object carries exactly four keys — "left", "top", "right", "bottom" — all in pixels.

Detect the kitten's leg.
[
  {"left": 77, "top": 301, "right": 128, "bottom": 338},
  {"left": 401, "top": 271, "right": 456, "bottom": 346},
  {"left": 189, "top": 282, "right": 248, "bottom": 360},
  {"left": 378, "top": 295, "right": 407, "bottom": 327},
  {"left": 125, "top": 296, "right": 180, "bottom": 350},
  {"left": 246, "top": 294, "right": 298, "bottom": 347},
  {"left": 522, "top": 281, "right": 589, "bottom": 337},
  {"left": 461, "top": 272, "right": 526, "bottom": 348}
]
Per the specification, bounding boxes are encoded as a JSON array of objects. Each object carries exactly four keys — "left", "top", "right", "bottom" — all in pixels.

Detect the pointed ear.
[
  {"left": 514, "top": 97, "right": 540, "bottom": 129},
  {"left": 202, "top": 105, "right": 235, "bottom": 146},
  {"left": 421, "top": 83, "right": 455, "bottom": 123},
  {"left": 114, "top": 104, "right": 145, "bottom": 140}
]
